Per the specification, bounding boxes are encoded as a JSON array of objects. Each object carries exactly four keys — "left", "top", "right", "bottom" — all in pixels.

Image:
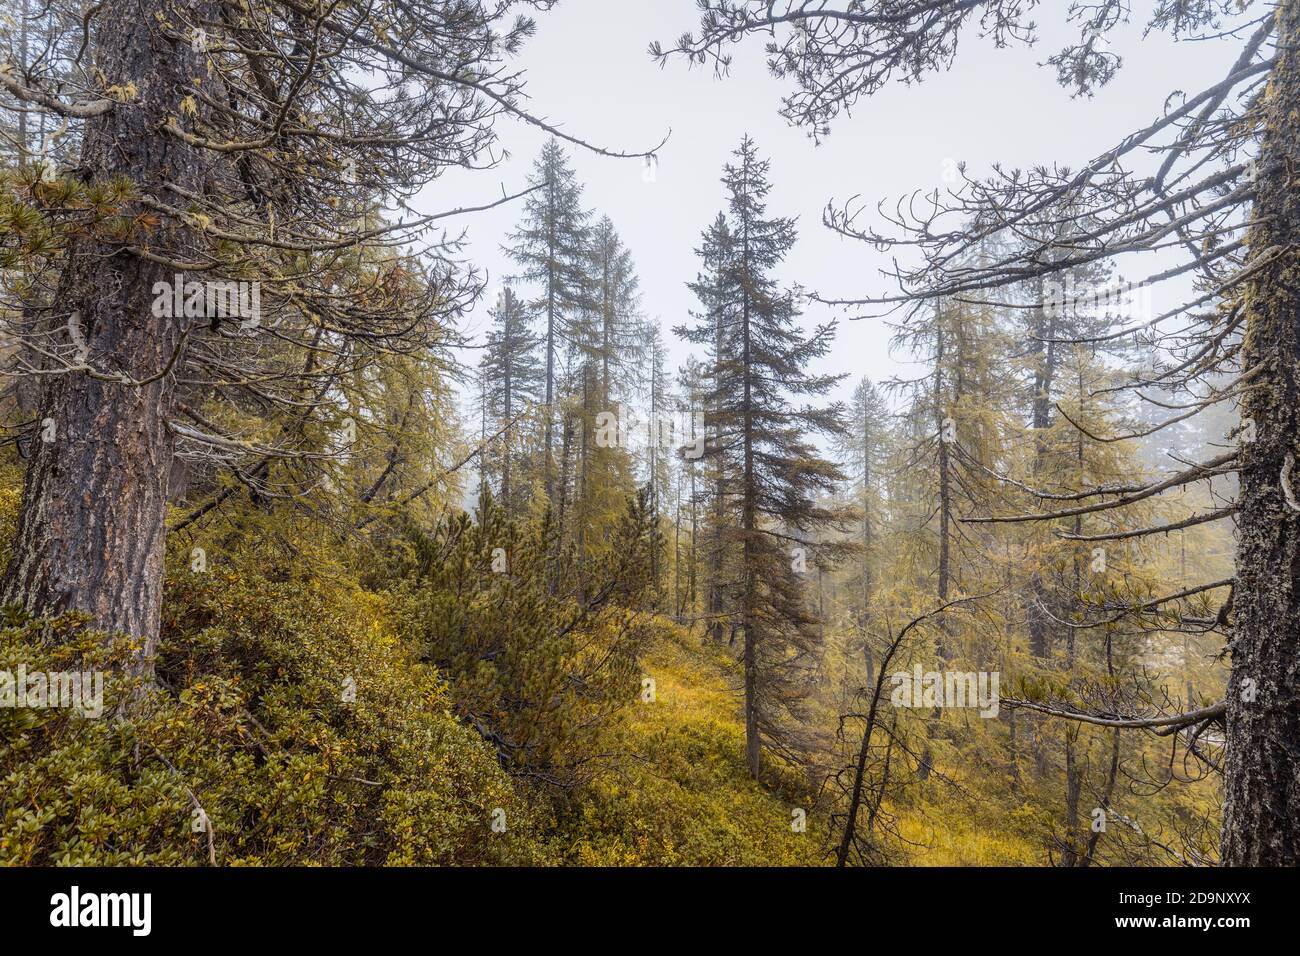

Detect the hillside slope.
[
  {"left": 552, "top": 619, "right": 1045, "bottom": 866},
  {"left": 548, "top": 622, "right": 828, "bottom": 866}
]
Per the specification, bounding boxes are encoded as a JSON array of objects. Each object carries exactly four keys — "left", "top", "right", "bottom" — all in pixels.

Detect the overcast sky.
[{"left": 423, "top": 0, "right": 1238, "bottom": 421}]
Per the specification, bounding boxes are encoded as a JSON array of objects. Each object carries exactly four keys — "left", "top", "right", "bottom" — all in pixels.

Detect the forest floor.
[{"left": 563, "top": 621, "right": 1042, "bottom": 866}]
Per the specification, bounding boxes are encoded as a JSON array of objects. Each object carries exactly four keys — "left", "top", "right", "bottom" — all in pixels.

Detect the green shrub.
[
  {"left": 395, "top": 491, "right": 657, "bottom": 791},
  {"left": 0, "top": 524, "right": 537, "bottom": 866}
]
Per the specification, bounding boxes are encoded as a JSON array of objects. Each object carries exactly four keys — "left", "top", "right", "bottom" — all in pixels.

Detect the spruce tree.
[
  {"left": 504, "top": 139, "right": 593, "bottom": 506},
  {"left": 585, "top": 215, "right": 643, "bottom": 408},
  {"left": 479, "top": 287, "right": 543, "bottom": 516},
  {"left": 644, "top": 324, "right": 672, "bottom": 605},
  {"left": 675, "top": 356, "right": 710, "bottom": 626},
  {"left": 684, "top": 136, "right": 850, "bottom": 778},
  {"left": 677, "top": 212, "right": 737, "bottom": 645}
]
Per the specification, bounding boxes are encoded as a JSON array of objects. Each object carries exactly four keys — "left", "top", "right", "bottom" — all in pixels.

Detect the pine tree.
[
  {"left": 0, "top": 0, "right": 633, "bottom": 662},
  {"left": 1016, "top": 223, "right": 1123, "bottom": 661},
  {"left": 406, "top": 487, "right": 657, "bottom": 789},
  {"left": 504, "top": 139, "right": 593, "bottom": 507},
  {"left": 479, "top": 287, "right": 543, "bottom": 516}
]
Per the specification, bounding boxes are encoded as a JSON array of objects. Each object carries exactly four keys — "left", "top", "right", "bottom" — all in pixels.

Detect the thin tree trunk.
[
  {"left": 708, "top": 275, "right": 726, "bottom": 644},
  {"left": 502, "top": 352, "right": 512, "bottom": 512},
  {"left": 543, "top": 185, "right": 557, "bottom": 505},
  {"left": 934, "top": 322, "right": 952, "bottom": 660},
  {"left": 1027, "top": 273, "right": 1059, "bottom": 659},
  {"left": 688, "top": 461, "right": 698, "bottom": 625},
  {"left": 1061, "top": 359, "right": 1086, "bottom": 865},
  {"left": 674, "top": 476, "right": 683, "bottom": 621},
  {"left": 575, "top": 369, "right": 590, "bottom": 599},
  {"left": 740, "top": 171, "right": 760, "bottom": 779},
  {"left": 649, "top": 362, "right": 659, "bottom": 601}
]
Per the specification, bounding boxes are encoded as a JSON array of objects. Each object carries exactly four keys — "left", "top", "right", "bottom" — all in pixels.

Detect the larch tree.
[
  {"left": 885, "top": 293, "right": 1010, "bottom": 661},
  {"left": 569, "top": 213, "right": 644, "bottom": 576},
  {"left": 479, "top": 285, "right": 542, "bottom": 517},
  {"left": 504, "top": 138, "right": 594, "bottom": 508},
  {"left": 657, "top": 0, "right": 1299, "bottom": 866},
  {"left": 833, "top": 375, "right": 891, "bottom": 664}
]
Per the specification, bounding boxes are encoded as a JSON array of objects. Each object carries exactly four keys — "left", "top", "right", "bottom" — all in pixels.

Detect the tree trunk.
[
  {"left": 543, "top": 185, "right": 557, "bottom": 506},
  {"left": 934, "top": 322, "right": 952, "bottom": 660},
  {"left": 707, "top": 276, "right": 727, "bottom": 644},
  {"left": 2, "top": 0, "right": 209, "bottom": 667},
  {"left": 1027, "top": 273, "right": 1059, "bottom": 660},
  {"left": 502, "top": 355, "right": 513, "bottom": 512},
  {"left": 861, "top": 426, "right": 872, "bottom": 610},
  {"left": 1222, "top": 0, "right": 1300, "bottom": 866},
  {"left": 740, "top": 185, "right": 760, "bottom": 779},
  {"left": 648, "top": 364, "right": 659, "bottom": 601},
  {"left": 688, "top": 461, "right": 698, "bottom": 625},
  {"left": 673, "top": 477, "right": 683, "bottom": 621}
]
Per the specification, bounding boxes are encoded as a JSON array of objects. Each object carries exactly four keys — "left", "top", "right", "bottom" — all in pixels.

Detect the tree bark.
[
  {"left": 2, "top": 0, "right": 209, "bottom": 667},
  {"left": 1222, "top": 0, "right": 1300, "bottom": 866}
]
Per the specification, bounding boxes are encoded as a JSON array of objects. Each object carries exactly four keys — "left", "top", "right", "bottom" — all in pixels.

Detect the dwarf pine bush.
[{"left": 1, "top": 509, "right": 537, "bottom": 866}]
